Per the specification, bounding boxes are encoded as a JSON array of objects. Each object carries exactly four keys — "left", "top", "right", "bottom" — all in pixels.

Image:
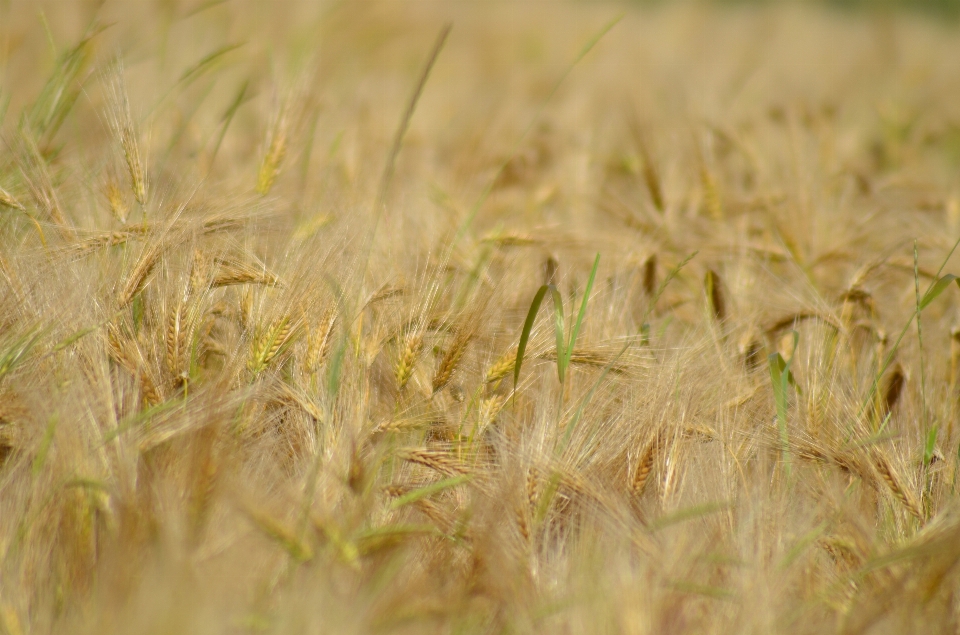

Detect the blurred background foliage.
[{"left": 629, "top": 0, "right": 960, "bottom": 21}]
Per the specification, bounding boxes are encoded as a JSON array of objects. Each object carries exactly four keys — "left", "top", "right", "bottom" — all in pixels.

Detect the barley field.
[{"left": 2, "top": 1, "right": 960, "bottom": 633}]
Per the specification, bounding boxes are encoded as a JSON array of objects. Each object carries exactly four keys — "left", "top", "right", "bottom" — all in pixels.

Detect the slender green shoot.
[
  {"left": 859, "top": 234, "right": 960, "bottom": 420},
  {"left": 514, "top": 255, "right": 601, "bottom": 395},
  {"left": 564, "top": 253, "right": 601, "bottom": 374},
  {"left": 514, "top": 283, "right": 563, "bottom": 391},
  {"left": 389, "top": 475, "right": 472, "bottom": 510},
  {"left": 914, "top": 241, "right": 930, "bottom": 436},
  {"left": 768, "top": 330, "right": 800, "bottom": 478},
  {"left": 207, "top": 79, "right": 251, "bottom": 173}
]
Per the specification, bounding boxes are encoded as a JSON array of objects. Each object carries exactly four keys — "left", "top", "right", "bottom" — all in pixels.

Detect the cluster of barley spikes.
[{"left": 2, "top": 2, "right": 960, "bottom": 633}]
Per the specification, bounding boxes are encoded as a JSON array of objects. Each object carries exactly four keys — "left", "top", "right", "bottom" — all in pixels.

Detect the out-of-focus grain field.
[{"left": 2, "top": 1, "right": 960, "bottom": 632}]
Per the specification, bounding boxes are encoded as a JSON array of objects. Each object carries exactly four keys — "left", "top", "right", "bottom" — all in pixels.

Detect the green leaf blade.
[
  {"left": 515, "top": 284, "right": 551, "bottom": 391},
  {"left": 549, "top": 285, "right": 565, "bottom": 384},
  {"left": 566, "top": 253, "right": 600, "bottom": 370},
  {"left": 919, "top": 274, "right": 960, "bottom": 310}
]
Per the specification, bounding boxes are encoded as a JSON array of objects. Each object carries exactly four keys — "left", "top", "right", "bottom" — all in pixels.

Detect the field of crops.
[{"left": 2, "top": 1, "right": 960, "bottom": 632}]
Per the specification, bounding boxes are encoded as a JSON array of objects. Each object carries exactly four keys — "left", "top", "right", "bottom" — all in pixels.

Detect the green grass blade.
[
  {"left": 147, "top": 43, "right": 244, "bottom": 118},
  {"left": 859, "top": 236, "right": 960, "bottom": 419},
  {"left": 642, "top": 251, "right": 698, "bottom": 327},
  {"left": 0, "top": 327, "right": 43, "bottom": 384},
  {"left": 549, "top": 285, "right": 565, "bottom": 384},
  {"left": 207, "top": 80, "right": 250, "bottom": 172},
  {"left": 650, "top": 500, "right": 731, "bottom": 531},
  {"left": 389, "top": 475, "right": 472, "bottom": 510},
  {"left": 919, "top": 273, "right": 960, "bottom": 310},
  {"left": 924, "top": 425, "right": 939, "bottom": 466},
  {"left": 565, "top": 253, "right": 600, "bottom": 371},
  {"left": 515, "top": 284, "right": 551, "bottom": 392},
  {"left": 768, "top": 331, "right": 799, "bottom": 478}
]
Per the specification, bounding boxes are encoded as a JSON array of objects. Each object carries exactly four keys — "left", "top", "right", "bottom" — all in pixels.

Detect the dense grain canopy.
[{"left": 2, "top": 1, "right": 960, "bottom": 633}]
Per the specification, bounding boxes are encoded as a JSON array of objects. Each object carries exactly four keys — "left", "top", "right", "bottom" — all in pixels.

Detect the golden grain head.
[
  {"left": 0, "top": 185, "right": 25, "bottom": 211},
  {"left": 395, "top": 331, "right": 424, "bottom": 391}
]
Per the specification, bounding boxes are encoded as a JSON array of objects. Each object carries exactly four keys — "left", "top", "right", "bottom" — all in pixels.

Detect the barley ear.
[
  {"left": 249, "top": 316, "right": 298, "bottom": 374},
  {"left": 256, "top": 103, "right": 290, "bottom": 196},
  {"left": 874, "top": 452, "right": 922, "bottom": 520},
  {"left": 165, "top": 301, "right": 189, "bottom": 386},
  {"left": 106, "top": 61, "right": 147, "bottom": 206},
  {"left": 485, "top": 348, "right": 517, "bottom": 386},
  {"left": 0, "top": 185, "right": 24, "bottom": 211},
  {"left": 705, "top": 269, "right": 726, "bottom": 322},
  {"left": 432, "top": 328, "right": 472, "bottom": 393},
  {"left": 118, "top": 243, "right": 163, "bottom": 308},
  {"left": 395, "top": 331, "right": 424, "bottom": 391},
  {"left": 631, "top": 433, "right": 660, "bottom": 497}
]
